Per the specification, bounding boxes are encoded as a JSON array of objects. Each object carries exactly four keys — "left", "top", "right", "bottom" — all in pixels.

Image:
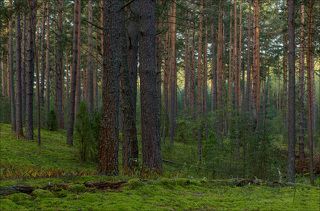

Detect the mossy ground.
[{"left": 0, "top": 123, "right": 319, "bottom": 210}]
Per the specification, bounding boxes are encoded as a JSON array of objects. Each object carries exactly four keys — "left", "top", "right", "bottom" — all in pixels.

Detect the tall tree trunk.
[
  {"left": 197, "top": 0, "right": 204, "bottom": 162},
  {"left": 55, "top": 0, "right": 64, "bottom": 129},
  {"left": 298, "top": 3, "right": 305, "bottom": 161},
  {"left": 67, "top": 0, "right": 80, "bottom": 146},
  {"left": 35, "top": 30, "right": 41, "bottom": 145},
  {"left": 184, "top": 16, "right": 190, "bottom": 111},
  {"left": 228, "top": 6, "right": 233, "bottom": 107},
  {"left": 21, "top": 13, "right": 27, "bottom": 122},
  {"left": 121, "top": 2, "right": 138, "bottom": 174},
  {"left": 190, "top": 17, "right": 195, "bottom": 117},
  {"left": 253, "top": 0, "right": 260, "bottom": 124},
  {"left": 287, "top": 0, "right": 296, "bottom": 183},
  {"left": 211, "top": 19, "right": 217, "bottom": 112},
  {"left": 169, "top": 1, "right": 177, "bottom": 145},
  {"left": 139, "top": 0, "right": 162, "bottom": 173},
  {"left": 238, "top": 0, "right": 243, "bottom": 109},
  {"left": 306, "top": 0, "right": 315, "bottom": 185},
  {"left": 234, "top": 0, "right": 239, "bottom": 110},
  {"left": 86, "top": 0, "right": 94, "bottom": 113},
  {"left": 15, "top": 7, "right": 23, "bottom": 138},
  {"left": 245, "top": 0, "right": 252, "bottom": 113},
  {"left": 217, "top": 4, "right": 224, "bottom": 110},
  {"left": 75, "top": 3, "right": 81, "bottom": 115},
  {"left": 8, "top": 0, "right": 16, "bottom": 132},
  {"left": 45, "top": 2, "right": 51, "bottom": 121},
  {"left": 40, "top": 2, "right": 47, "bottom": 107},
  {"left": 98, "top": 0, "right": 122, "bottom": 175},
  {"left": 26, "top": 0, "right": 36, "bottom": 140}
]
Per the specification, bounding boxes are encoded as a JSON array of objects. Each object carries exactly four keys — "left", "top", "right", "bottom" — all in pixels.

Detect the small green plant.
[
  {"left": 75, "top": 102, "right": 99, "bottom": 162},
  {"left": 47, "top": 110, "right": 58, "bottom": 131}
]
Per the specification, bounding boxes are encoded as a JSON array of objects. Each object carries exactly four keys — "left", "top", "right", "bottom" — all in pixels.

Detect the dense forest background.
[{"left": 0, "top": 0, "right": 319, "bottom": 185}]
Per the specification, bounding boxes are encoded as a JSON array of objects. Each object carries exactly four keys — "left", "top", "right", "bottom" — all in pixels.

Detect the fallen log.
[{"left": 0, "top": 185, "right": 34, "bottom": 196}]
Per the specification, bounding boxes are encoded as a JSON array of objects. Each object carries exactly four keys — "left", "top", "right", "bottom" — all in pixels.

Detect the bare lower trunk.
[{"left": 139, "top": 0, "right": 162, "bottom": 173}]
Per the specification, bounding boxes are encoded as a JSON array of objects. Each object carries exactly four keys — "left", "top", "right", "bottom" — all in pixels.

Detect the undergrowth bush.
[
  {"left": 47, "top": 110, "right": 58, "bottom": 131},
  {"left": 75, "top": 102, "right": 100, "bottom": 162}
]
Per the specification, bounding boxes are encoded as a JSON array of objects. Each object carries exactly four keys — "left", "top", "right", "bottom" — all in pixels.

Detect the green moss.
[
  {"left": 32, "top": 189, "right": 55, "bottom": 198},
  {"left": 69, "top": 184, "right": 86, "bottom": 193},
  {"left": 0, "top": 199, "right": 28, "bottom": 211}
]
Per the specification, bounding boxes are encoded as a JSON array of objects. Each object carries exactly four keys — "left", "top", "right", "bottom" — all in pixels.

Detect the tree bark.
[
  {"left": 15, "top": 7, "right": 23, "bottom": 138},
  {"left": 298, "top": 3, "right": 305, "bottom": 161},
  {"left": 306, "top": 0, "right": 315, "bottom": 185},
  {"left": 67, "top": 0, "right": 81, "bottom": 146},
  {"left": 25, "top": 0, "right": 36, "bottom": 140},
  {"left": 139, "top": 0, "right": 162, "bottom": 173},
  {"left": 40, "top": 2, "right": 47, "bottom": 107},
  {"left": 55, "top": 0, "right": 64, "bottom": 129},
  {"left": 86, "top": 0, "right": 94, "bottom": 114},
  {"left": 287, "top": 0, "right": 296, "bottom": 183},
  {"left": 245, "top": 0, "right": 252, "bottom": 113},
  {"left": 98, "top": 0, "right": 122, "bottom": 175},
  {"left": 8, "top": 0, "right": 16, "bottom": 132},
  {"left": 45, "top": 2, "right": 51, "bottom": 121},
  {"left": 252, "top": 0, "right": 260, "bottom": 124}
]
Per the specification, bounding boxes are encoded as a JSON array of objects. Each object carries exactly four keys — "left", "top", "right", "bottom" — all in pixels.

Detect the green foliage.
[
  {"left": 75, "top": 102, "right": 100, "bottom": 162},
  {"left": 47, "top": 110, "right": 58, "bottom": 131}
]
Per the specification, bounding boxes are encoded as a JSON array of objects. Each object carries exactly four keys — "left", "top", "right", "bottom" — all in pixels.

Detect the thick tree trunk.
[
  {"left": 86, "top": 0, "right": 94, "bottom": 114},
  {"left": 98, "top": 0, "right": 122, "bottom": 175},
  {"left": 287, "top": 0, "right": 296, "bottom": 183},
  {"left": 139, "top": 0, "right": 162, "bottom": 173},
  {"left": 55, "top": 0, "right": 64, "bottom": 129},
  {"left": 67, "top": 0, "right": 81, "bottom": 146},
  {"left": 25, "top": 0, "right": 36, "bottom": 140},
  {"left": 8, "top": 0, "right": 16, "bottom": 132},
  {"left": 120, "top": 2, "right": 138, "bottom": 174},
  {"left": 15, "top": 8, "right": 23, "bottom": 138}
]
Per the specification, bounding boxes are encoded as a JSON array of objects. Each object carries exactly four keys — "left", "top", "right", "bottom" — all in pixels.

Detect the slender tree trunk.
[
  {"left": 211, "top": 19, "right": 217, "bottom": 112},
  {"left": 190, "top": 18, "right": 195, "bottom": 117},
  {"left": 197, "top": 0, "right": 204, "bottom": 162},
  {"left": 287, "top": 0, "right": 296, "bottom": 183},
  {"left": 169, "top": 1, "right": 177, "bottom": 145},
  {"left": 253, "top": 0, "right": 260, "bottom": 124},
  {"left": 184, "top": 17, "right": 190, "bottom": 111},
  {"left": 245, "top": 0, "right": 252, "bottom": 112},
  {"left": 35, "top": 31, "right": 41, "bottom": 145},
  {"left": 21, "top": 13, "right": 26, "bottom": 122},
  {"left": 45, "top": 2, "right": 51, "bottom": 121},
  {"left": 98, "top": 0, "right": 122, "bottom": 175},
  {"left": 8, "top": 0, "right": 16, "bottom": 132},
  {"left": 67, "top": 0, "right": 80, "bottom": 146},
  {"left": 217, "top": 4, "right": 224, "bottom": 110},
  {"left": 238, "top": 0, "right": 243, "bottom": 109},
  {"left": 298, "top": 3, "right": 305, "bottom": 161},
  {"left": 228, "top": 6, "right": 233, "bottom": 107},
  {"left": 306, "top": 0, "right": 315, "bottom": 185},
  {"left": 55, "top": 0, "right": 64, "bottom": 129},
  {"left": 15, "top": 8, "right": 23, "bottom": 138},
  {"left": 26, "top": 0, "right": 36, "bottom": 140},
  {"left": 75, "top": 3, "right": 81, "bottom": 115},
  {"left": 234, "top": 0, "right": 240, "bottom": 110},
  {"left": 86, "top": 0, "right": 94, "bottom": 113},
  {"left": 139, "top": 0, "right": 162, "bottom": 173},
  {"left": 40, "top": 2, "right": 47, "bottom": 107}
]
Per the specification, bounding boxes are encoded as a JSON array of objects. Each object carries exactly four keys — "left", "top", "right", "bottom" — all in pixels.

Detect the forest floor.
[{"left": 0, "top": 123, "right": 319, "bottom": 210}]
